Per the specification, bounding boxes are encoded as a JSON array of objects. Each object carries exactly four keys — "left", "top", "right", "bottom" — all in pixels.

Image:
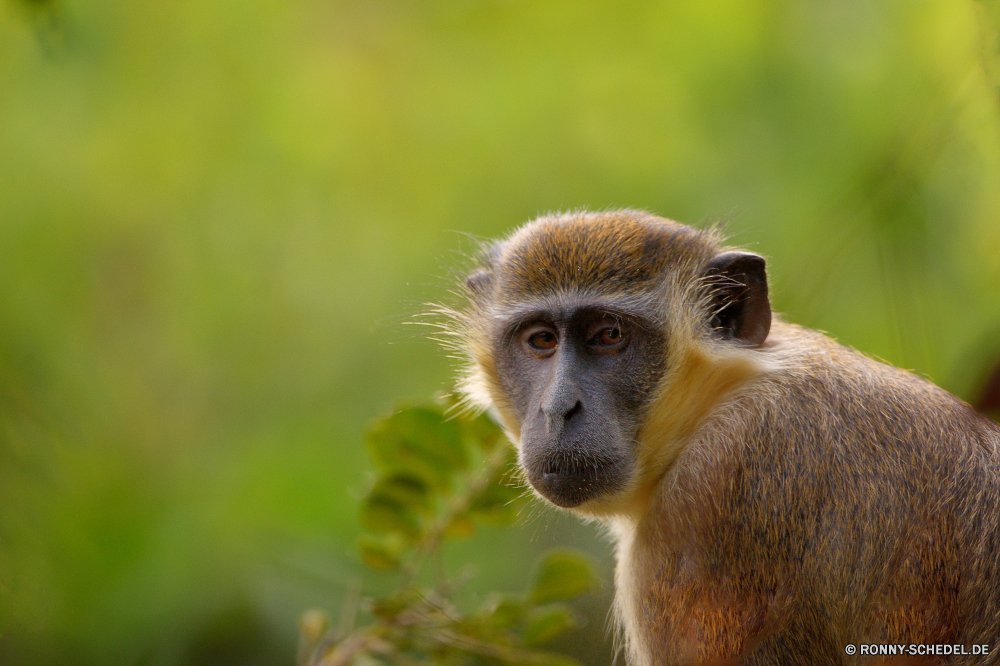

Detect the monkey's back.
[{"left": 627, "top": 322, "right": 1000, "bottom": 665}]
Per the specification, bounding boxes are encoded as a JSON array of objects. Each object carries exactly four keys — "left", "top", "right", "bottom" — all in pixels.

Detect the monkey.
[{"left": 448, "top": 209, "right": 1000, "bottom": 665}]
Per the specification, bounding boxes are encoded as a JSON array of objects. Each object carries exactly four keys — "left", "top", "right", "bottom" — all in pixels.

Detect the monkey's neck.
[{"left": 633, "top": 346, "right": 773, "bottom": 504}]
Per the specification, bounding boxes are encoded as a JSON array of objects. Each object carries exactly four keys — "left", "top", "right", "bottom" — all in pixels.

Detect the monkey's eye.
[
  {"left": 590, "top": 325, "right": 625, "bottom": 348},
  {"left": 524, "top": 327, "right": 558, "bottom": 352}
]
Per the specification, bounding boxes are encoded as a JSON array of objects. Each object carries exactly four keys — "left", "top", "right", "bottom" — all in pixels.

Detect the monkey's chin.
[
  {"left": 527, "top": 465, "right": 625, "bottom": 509},
  {"left": 531, "top": 479, "right": 598, "bottom": 508},
  {"left": 521, "top": 444, "right": 632, "bottom": 509}
]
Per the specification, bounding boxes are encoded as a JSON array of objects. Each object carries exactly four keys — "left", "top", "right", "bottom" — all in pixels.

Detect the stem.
[
  {"left": 314, "top": 445, "right": 516, "bottom": 665},
  {"left": 314, "top": 629, "right": 383, "bottom": 666},
  {"left": 435, "top": 629, "right": 550, "bottom": 663},
  {"left": 405, "top": 445, "right": 512, "bottom": 587}
]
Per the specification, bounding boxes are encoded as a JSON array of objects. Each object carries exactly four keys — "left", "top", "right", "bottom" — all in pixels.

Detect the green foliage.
[
  {"left": 298, "top": 399, "right": 597, "bottom": 666},
  {"left": 2, "top": 0, "right": 1000, "bottom": 664},
  {"left": 367, "top": 409, "right": 469, "bottom": 493}
]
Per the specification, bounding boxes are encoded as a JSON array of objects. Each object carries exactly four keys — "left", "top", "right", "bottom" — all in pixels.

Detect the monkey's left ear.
[
  {"left": 465, "top": 269, "right": 493, "bottom": 300},
  {"left": 704, "top": 251, "right": 771, "bottom": 348}
]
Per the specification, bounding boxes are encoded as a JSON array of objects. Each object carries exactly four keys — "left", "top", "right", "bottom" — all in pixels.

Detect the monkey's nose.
[
  {"left": 543, "top": 395, "right": 583, "bottom": 421},
  {"left": 541, "top": 399, "right": 583, "bottom": 435},
  {"left": 562, "top": 400, "right": 582, "bottom": 421}
]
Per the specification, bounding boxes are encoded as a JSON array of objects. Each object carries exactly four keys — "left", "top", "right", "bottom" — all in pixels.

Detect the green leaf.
[
  {"left": 520, "top": 604, "right": 576, "bottom": 647},
  {"left": 486, "top": 597, "right": 526, "bottom": 629},
  {"left": 366, "top": 406, "right": 468, "bottom": 491},
  {"left": 461, "top": 409, "right": 505, "bottom": 452},
  {"left": 529, "top": 551, "right": 596, "bottom": 605},
  {"left": 359, "top": 472, "right": 434, "bottom": 541},
  {"left": 357, "top": 533, "right": 406, "bottom": 571},
  {"left": 369, "top": 473, "right": 433, "bottom": 514},
  {"left": 469, "top": 453, "right": 525, "bottom": 526},
  {"left": 370, "top": 588, "right": 419, "bottom": 620},
  {"left": 360, "top": 494, "right": 422, "bottom": 540}
]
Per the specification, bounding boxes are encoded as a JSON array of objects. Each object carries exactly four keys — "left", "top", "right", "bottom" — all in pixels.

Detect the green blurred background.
[{"left": 2, "top": 0, "right": 999, "bottom": 664}]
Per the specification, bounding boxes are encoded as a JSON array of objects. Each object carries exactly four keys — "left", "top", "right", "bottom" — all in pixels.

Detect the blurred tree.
[{"left": 0, "top": 0, "right": 998, "bottom": 664}]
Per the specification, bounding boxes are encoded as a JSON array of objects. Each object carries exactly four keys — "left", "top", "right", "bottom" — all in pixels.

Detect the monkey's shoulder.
[{"left": 754, "top": 322, "right": 999, "bottom": 456}]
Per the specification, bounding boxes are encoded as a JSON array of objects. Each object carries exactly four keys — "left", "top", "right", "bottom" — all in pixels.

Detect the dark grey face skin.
[{"left": 494, "top": 297, "right": 666, "bottom": 508}]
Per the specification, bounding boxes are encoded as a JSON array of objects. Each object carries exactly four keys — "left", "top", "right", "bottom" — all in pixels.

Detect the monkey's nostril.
[{"left": 564, "top": 401, "right": 582, "bottom": 421}]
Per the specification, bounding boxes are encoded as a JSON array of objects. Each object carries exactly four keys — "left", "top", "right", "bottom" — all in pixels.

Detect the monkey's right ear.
[
  {"left": 704, "top": 251, "right": 771, "bottom": 348},
  {"left": 465, "top": 269, "right": 493, "bottom": 299}
]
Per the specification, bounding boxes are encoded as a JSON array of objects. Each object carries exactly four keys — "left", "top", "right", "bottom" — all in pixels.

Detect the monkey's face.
[
  {"left": 493, "top": 299, "right": 665, "bottom": 509},
  {"left": 461, "top": 211, "right": 770, "bottom": 515}
]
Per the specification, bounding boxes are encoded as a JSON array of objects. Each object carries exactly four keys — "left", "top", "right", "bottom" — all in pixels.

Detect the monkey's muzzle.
[{"left": 523, "top": 450, "right": 627, "bottom": 508}]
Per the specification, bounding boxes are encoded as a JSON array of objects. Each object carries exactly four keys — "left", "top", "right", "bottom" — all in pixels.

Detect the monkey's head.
[{"left": 455, "top": 211, "right": 771, "bottom": 517}]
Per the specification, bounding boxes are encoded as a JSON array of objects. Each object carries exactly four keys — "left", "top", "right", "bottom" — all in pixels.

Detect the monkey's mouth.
[{"left": 525, "top": 453, "right": 627, "bottom": 508}]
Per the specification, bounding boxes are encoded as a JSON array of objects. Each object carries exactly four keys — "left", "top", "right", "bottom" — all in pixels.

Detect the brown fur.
[
  {"left": 451, "top": 210, "right": 1000, "bottom": 665},
  {"left": 494, "top": 211, "right": 712, "bottom": 302},
  {"left": 617, "top": 322, "right": 1000, "bottom": 665}
]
